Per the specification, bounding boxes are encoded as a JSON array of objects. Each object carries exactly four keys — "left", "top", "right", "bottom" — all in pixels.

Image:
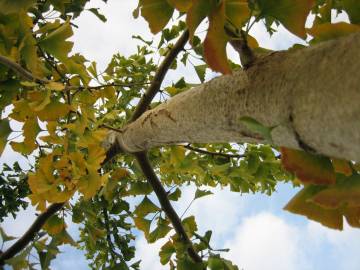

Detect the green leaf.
[
  {"left": 257, "top": 0, "right": 315, "bottom": 38},
  {"left": 159, "top": 240, "right": 175, "bottom": 265},
  {"left": 239, "top": 116, "right": 273, "bottom": 143},
  {"left": 0, "top": 227, "right": 17, "bottom": 242},
  {"left": 88, "top": 8, "right": 107, "bottom": 22},
  {"left": 134, "top": 216, "right": 152, "bottom": 237},
  {"left": 0, "top": 119, "right": 11, "bottom": 156},
  {"left": 134, "top": 196, "right": 160, "bottom": 217},
  {"left": 194, "top": 188, "right": 213, "bottom": 199},
  {"left": 225, "top": 0, "right": 251, "bottom": 28},
  {"left": 182, "top": 215, "right": 197, "bottom": 236},
  {"left": 147, "top": 217, "right": 172, "bottom": 243},
  {"left": 194, "top": 64, "right": 207, "bottom": 83},
  {"left": 135, "top": 0, "right": 174, "bottom": 34},
  {"left": 307, "top": 22, "right": 360, "bottom": 42},
  {"left": 186, "top": 0, "right": 214, "bottom": 42},
  {"left": 0, "top": 0, "right": 36, "bottom": 13},
  {"left": 39, "top": 21, "right": 74, "bottom": 61},
  {"left": 342, "top": 0, "right": 360, "bottom": 24},
  {"left": 168, "top": 188, "right": 181, "bottom": 201}
]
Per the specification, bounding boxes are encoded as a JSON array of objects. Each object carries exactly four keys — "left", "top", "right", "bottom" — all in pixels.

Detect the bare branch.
[
  {"left": 0, "top": 55, "right": 49, "bottom": 84},
  {"left": 184, "top": 144, "right": 245, "bottom": 159},
  {"left": 130, "top": 30, "right": 189, "bottom": 122},
  {"left": 134, "top": 151, "right": 203, "bottom": 264},
  {"left": 0, "top": 203, "right": 65, "bottom": 265}
]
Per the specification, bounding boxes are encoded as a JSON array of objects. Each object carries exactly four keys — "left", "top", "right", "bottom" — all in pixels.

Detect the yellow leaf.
[
  {"left": 284, "top": 185, "right": 343, "bottom": 230},
  {"left": 225, "top": 0, "right": 250, "bottom": 28},
  {"left": 186, "top": 0, "right": 214, "bottom": 42},
  {"left": 37, "top": 101, "right": 71, "bottom": 121},
  {"left": 204, "top": 1, "right": 232, "bottom": 74},
  {"left": 112, "top": 168, "right": 130, "bottom": 180},
  {"left": 78, "top": 169, "right": 108, "bottom": 200},
  {"left": 307, "top": 22, "right": 360, "bottom": 42},
  {"left": 46, "top": 81, "right": 65, "bottom": 91},
  {"left": 44, "top": 215, "right": 66, "bottom": 235}
]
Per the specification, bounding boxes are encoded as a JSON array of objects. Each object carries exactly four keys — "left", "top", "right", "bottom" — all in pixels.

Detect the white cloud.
[
  {"left": 224, "top": 212, "right": 308, "bottom": 270},
  {"left": 134, "top": 235, "right": 168, "bottom": 270}
]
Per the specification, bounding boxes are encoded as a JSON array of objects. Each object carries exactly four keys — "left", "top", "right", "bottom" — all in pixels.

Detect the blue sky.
[{"left": 1, "top": 1, "right": 360, "bottom": 269}]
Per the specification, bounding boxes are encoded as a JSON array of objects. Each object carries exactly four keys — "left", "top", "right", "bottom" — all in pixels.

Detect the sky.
[{"left": 1, "top": 1, "right": 359, "bottom": 270}]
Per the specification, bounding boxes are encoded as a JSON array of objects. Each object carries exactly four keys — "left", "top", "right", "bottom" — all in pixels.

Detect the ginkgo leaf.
[
  {"left": 148, "top": 217, "right": 172, "bottom": 243},
  {"left": 186, "top": 0, "right": 215, "bottom": 42},
  {"left": 166, "top": 0, "right": 192, "bottom": 12},
  {"left": 182, "top": 216, "right": 197, "bottom": 236},
  {"left": 194, "top": 188, "right": 213, "bottom": 199},
  {"left": 332, "top": 158, "right": 352, "bottom": 176},
  {"left": 307, "top": 22, "right": 360, "bottom": 42},
  {"left": 204, "top": 1, "right": 232, "bottom": 74},
  {"left": 134, "top": 196, "right": 160, "bottom": 217},
  {"left": 257, "top": 0, "right": 315, "bottom": 38},
  {"left": 280, "top": 147, "right": 336, "bottom": 185},
  {"left": 168, "top": 188, "right": 181, "bottom": 201},
  {"left": 342, "top": 0, "right": 360, "bottom": 24},
  {"left": 159, "top": 240, "right": 175, "bottom": 265},
  {"left": 0, "top": 119, "right": 11, "bottom": 156},
  {"left": 43, "top": 215, "right": 66, "bottom": 235},
  {"left": 78, "top": 169, "right": 108, "bottom": 200},
  {"left": 133, "top": 216, "right": 152, "bottom": 237},
  {"left": 112, "top": 168, "right": 130, "bottom": 180},
  {"left": 39, "top": 21, "right": 74, "bottom": 61},
  {"left": 0, "top": 0, "right": 36, "bottom": 13},
  {"left": 45, "top": 81, "right": 65, "bottom": 91},
  {"left": 136, "top": 0, "right": 174, "bottom": 34},
  {"left": 10, "top": 117, "right": 40, "bottom": 155},
  {"left": 284, "top": 185, "right": 344, "bottom": 230},
  {"left": 310, "top": 174, "right": 360, "bottom": 209},
  {"left": 37, "top": 101, "right": 71, "bottom": 121},
  {"left": 225, "top": 0, "right": 251, "bottom": 28}
]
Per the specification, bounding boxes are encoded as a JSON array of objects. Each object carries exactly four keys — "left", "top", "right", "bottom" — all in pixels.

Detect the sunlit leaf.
[
  {"left": 204, "top": 1, "right": 231, "bottom": 74},
  {"left": 225, "top": 0, "right": 251, "bottom": 28},
  {"left": 307, "top": 22, "right": 360, "bottom": 42}
]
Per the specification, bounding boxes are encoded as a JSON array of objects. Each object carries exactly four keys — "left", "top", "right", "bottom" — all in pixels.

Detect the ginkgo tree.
[{"left": 0, "top": 0, "right": 360, "bottom": 269}]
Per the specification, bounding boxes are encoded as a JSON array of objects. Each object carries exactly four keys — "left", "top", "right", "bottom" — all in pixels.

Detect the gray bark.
[{"left": 107, "top": 32, "right": 360, "bottom": 162}]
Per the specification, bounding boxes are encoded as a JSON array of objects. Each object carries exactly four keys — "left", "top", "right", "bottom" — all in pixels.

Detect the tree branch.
[
  {"left": 134, "top": 151, "right": 203, "bottom": 264},
  {"left": 184, "top": 144, "right": 245, "bottom": 159},
  {"left": 0, "top": 55, "right": 49, "bottom": 84},
  {"left": 130, "top": 30, "right": 189, "bottom": 122},
  {"left": 0, "top": 203, "right": 64, "bottom": 265}
]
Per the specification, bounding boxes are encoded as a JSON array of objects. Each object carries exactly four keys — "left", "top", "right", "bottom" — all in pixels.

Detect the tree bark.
[{"left": 108, "top": 32, "right": 360, "bottom": 162}]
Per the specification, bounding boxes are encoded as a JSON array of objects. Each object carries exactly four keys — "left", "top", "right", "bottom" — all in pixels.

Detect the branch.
[
  {"left": 134, "top": 151, "right": 203, "bottom": 264},
  {"left": 0, "top": 203, "right": 64, "bottom": 265},
  {"left": 0, "top": 55, "right": 49, "bottom": 84},
  {"left": 184, "top": 144, "right": 245, "bottom": 159},
  {"left": 130, "top": 30, "right": 189, "bottom": 122}
]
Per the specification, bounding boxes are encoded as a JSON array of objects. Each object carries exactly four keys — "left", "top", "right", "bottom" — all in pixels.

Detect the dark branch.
[
  {"left": 130, "top": 30, "right": 189, "bottom": 122},
  {"left": 134, "top": 151, "right": 203, "bottom": 264},
  {"left": 0, "top": 203, "right": 64, "bottom": 265},
  {"left": 0, "top": 55, "right": 49, "bottom": 84},
  {"left": 184, "top": 144, "right": 245, "bottom": 159}
]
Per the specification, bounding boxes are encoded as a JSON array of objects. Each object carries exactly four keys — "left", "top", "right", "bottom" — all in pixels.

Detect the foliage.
[{"left": 0, "top": 0, "right": 359, "bottom": 269}]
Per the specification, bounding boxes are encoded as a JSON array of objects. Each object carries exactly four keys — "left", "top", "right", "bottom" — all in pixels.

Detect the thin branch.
[
  {"left": 0, "top": 55, "right": 49, "bottom": 84},
  {"left": 134, "top": 151, "right": 203, "bottom": 264},
  {"left": 130, "top": 30, "right": 189, "bottom": 122},
  {"left": 0, "top": 203, "right": 64, "bottom": 265},
  {"left": 68, "top": 82, "right": 150, "bottom": 91},
  {"left": 184, "top": 144, "right": 245, "bottom": 159}
]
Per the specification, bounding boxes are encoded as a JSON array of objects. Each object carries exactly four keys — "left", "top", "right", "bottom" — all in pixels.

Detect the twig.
[
  {"left": 184, "top": 144, "right": 245, "bottom": 159},
  {"left": 130, "top": 30, "right": 189, "bottom": 122},
  {"left": 0, "top": 55, "right": 49, "bottom": 84},
  {"left": 0, "top": 203, "right": 64, "bottom": 265},
  {"left": 134, "top": 152, "right": 203, "bottom": 264}
]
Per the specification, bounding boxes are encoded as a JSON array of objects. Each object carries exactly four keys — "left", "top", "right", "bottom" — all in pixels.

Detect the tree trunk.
[{"left": 108, "top": 32, "right": 360, "bottom": 162}]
